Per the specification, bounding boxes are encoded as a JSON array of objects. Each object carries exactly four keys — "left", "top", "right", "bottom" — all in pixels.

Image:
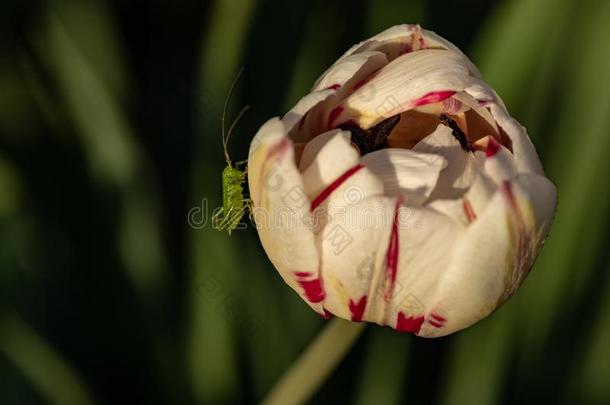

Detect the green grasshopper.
[{"left": 212, "top": 71, "right": 251, "bottom": 235}]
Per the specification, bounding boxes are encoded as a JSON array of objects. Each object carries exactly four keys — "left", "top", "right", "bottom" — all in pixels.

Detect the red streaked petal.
[
  {"left": 310, "top": 164, "right": 365, "bottom": 211},
  {"left": 428, "top": 320, "right": 443, "bottom": 328},
  {"left": 349, "top": 296, "right": 368, "bottom": 322},
  {"left": 327, "top": 106, "right": 344, "bottom": 129},
  {"left": 500, "top": 181, "right": 519, "bottom": 213},
  {"left": 431, "top": 313, "right": 446, "bottom": 322},
  {"left": 463, "top": 198, "right": 477, "bottom": 223},
  {"left": 486, "top": 136, "right": 501, "bottom": 158},
  {"left": 401, "top": 41, "right": 412, "bottom": 55},
  {"left": 383, "top": 197, "right": 402, "bottom": 302},
  {"left": 428, "top": 313, "right": 446, "bottom": 328},
  {"left": 396, "top": 312, "right": 425, "bottom": 333},
  {"left": 410, "top": 90, "right": 456, "bottom": 108},
  {"left": 295, "top": 277, "right": 325, "bottom": 303}
]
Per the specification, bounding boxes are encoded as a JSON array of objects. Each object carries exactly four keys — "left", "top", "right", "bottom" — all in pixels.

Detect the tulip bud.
[{"left": 247, "top": 24, "right": 557, "bottom": 337}]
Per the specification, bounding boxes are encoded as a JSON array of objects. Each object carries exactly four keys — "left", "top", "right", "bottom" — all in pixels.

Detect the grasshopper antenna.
[
  {"left": 225, "top": 105, "right": 250, "bottom": 161},
  {"left": 222, "top": 68, "right": 248, "bottom": 165}
]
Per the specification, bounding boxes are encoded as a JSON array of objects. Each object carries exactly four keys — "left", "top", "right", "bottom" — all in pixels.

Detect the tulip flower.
[{"left": 247, "top": 24, "right": 556, "bottom": 337}]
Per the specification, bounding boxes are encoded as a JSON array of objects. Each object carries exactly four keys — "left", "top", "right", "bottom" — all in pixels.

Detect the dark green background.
[{"left": 1, "top": 0, "right": 609, "bottom": 404}]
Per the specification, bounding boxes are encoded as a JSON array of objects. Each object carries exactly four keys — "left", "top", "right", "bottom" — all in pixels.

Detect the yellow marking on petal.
[
  {"left": 500, "top": 193, "right": 541, "bottom": 304},
  {"left": 325, "top": 272, "right": 351, "bottom": 308}
]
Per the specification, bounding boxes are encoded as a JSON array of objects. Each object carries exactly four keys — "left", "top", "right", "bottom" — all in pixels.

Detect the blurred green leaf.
[
  {"left": 28, "top": 5, "right": 181, "bottom": 403},
  {"left": 40, "top": 12, "right": 136, "bottom": 185},
  {"left": 439, "top": 314, "right": 512, "bottom": 405},
  {"left": 473, "top": 0, "right": 574, "bottom": 119},
  {"left": 567, "top": 252, "right": 610, "bottom": 404},
  {"left": 284, "top": 1, "right": 347, "bottom": 109},
  {"left": 38, "top": 1, "right": 169, "bottom": 298},
  {"left": 47, "top": 0, "right": 127, "bottom": 95},
  {"left": 0, "top": 61, "right": 40, "bottom": 140},
  {"left": 241, "top": 245, "right": 308, "bottom": 399},
  {"left": 200, "top": 0, "right": 257, "bottom": 102},
  {"left": 365, "top": 0, "right": 425, "bottom": 36},
  {"left": 0, "top": 156, "right": 21, "bottom": 218},
  {"left": 514, "top": 0, "right": 610, "bottom": 363},
  {"left": 0, "top": 312, "right": 95, "bottom": 405}
]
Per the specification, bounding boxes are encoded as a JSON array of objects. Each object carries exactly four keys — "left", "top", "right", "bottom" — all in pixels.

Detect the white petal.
[
  {"left": 454, "top": 91, "right": 498, "bottom": 133},
  {"left": 320, "top": 164, "right": 386, "bottom": 215},
  {"left": 425, "top": 164, "right": 496, "bottom": 226},
  {"left": 483, "top": 137, "right": 517, "bottom": 185},
  {"left": 425, "top": 199, "right": 471, "bottom": 226},
  {"left": 463, "top": 168, "right": 497, "bottom": 218},
  {"left": 290, "top": 53, "right": 390, "bottom": 143},
  {"left": 359, "top": 148, "right": 446, "bottom": 204},
  {"left": 319, "top": 195, "right": 466, "bottom": 333},
  {"left": 320, "top": 196, "right": 395, "bottom": 321},
  {"left": 340, "top": 49, "right": 476, "bottom": 129},
  {"left": 312, "top": 51, "right": 388, "bottom": 92},
  {"left": 463, "top": 84, "right": 544, "bottom": 176},
  {"left": 385, "top": 203, "right": 464, "bottom": 333},
  {"left": 421, "top": 29, "right": 482, "bottom": 78},
  {"left": 282, "top": 88, "right": 334, "bottom": 139},
  {"left": 338, "top": 24, "right": 481, "bottom": 77},
  {"left": 247, "top": 118, "right": 324, "bottom": 313},
  {"left": 298, "top": 129, "right": 346, "bottom": 171},
  {"left": 341, "top": 24, "right": 418, "bottom": 59},
  {"left": 489, "top": 103, "right": 545, "bottom": 176},
  {"left": 413, "top": 124, "right": 478, "bottom": 200},
  {"left": 514, "top": 172, "right": 557, "bottom": 231},
  {"left": 418, "top": 174, "right": 557, "bottom": 337},
  {"left": 299, "top": 129, "right": 360, "bottom": 199},
  {"left": 311, "top": 165, "right": 388, "bottom": 322},
  {"left": 297, "top": 129, "right": 386, "bottom": 245}
]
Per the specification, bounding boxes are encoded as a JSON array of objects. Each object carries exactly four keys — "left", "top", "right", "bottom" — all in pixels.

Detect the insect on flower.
[
  {"left": 339, "top": 114, "right": 401, "bottom": 155},
  {"left": 212, "top": 71, "right": 251, "bottom": 235},
  {"left": 439, "top": 113, "right": 472, "bottom": 152}
]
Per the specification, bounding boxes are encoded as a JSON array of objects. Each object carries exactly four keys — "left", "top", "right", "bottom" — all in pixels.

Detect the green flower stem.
[{"left": 262, "top": 319, "right": 366, "bottom": 405}]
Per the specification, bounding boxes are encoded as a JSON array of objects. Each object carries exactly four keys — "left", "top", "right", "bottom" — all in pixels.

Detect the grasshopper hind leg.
[
  {"left": 212, "top": 208, "right": 228, "bottom": 231},
  {"left": 215, "top": 201, "right": 251, "bottom": 235}
]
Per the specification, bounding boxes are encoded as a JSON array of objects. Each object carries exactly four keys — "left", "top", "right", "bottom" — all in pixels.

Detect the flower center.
[{"left": 337, "top": 96, "right": 511, "bottom": 156}]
